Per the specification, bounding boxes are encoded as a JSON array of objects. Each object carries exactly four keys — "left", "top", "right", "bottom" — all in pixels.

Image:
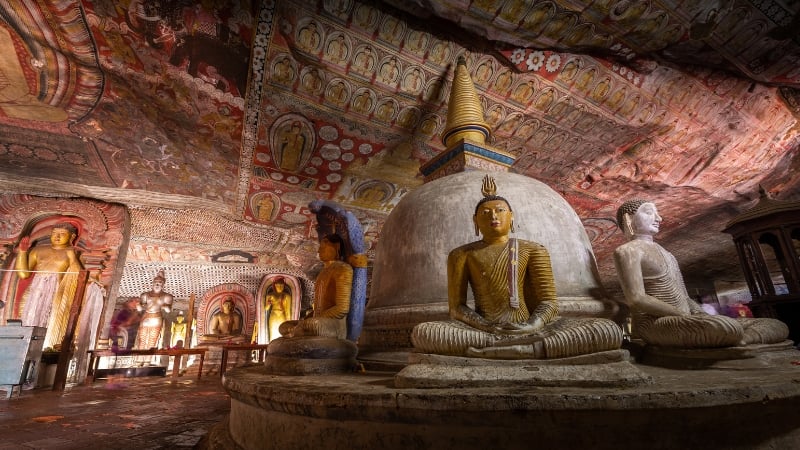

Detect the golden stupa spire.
[{"left": 441, "top": 56, "right": 492, "bottom": 148}]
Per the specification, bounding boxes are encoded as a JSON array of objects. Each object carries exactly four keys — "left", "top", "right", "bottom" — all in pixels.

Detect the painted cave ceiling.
[{"left": 1, "top": 0, "right": 799, "bottom": 297}]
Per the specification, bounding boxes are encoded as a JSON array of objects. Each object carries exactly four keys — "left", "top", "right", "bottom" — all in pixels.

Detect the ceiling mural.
[{"left": 1, "top": 0, "right": 799, "bottom": 298}]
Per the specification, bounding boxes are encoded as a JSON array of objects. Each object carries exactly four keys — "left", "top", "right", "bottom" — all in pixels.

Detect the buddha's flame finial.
[
  {"left": 441, "top": 56, "right": 491, "bottom": 147},
  {"left": 481, "top": 175, "right": 497, "bottom": 197}
]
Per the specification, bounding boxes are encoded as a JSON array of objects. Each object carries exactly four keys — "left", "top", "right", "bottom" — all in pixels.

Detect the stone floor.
[{"left": 0, "top": 374, "right": 230, "bottom": 450}]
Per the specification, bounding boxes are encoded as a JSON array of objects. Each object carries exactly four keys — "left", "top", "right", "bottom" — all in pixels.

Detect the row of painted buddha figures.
[{"left": 278, "top": 175, "right": 787, "bottom": 361}]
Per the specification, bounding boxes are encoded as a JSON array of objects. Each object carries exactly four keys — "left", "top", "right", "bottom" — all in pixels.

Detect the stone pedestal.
[
  {"left": 206, "top": 349, "right": 800, "bottom": 450},
  {"left": 264, "top": 336, "right": 358, "bottom": 375},
  {"left": 395, "top": 349, "right": 651, "bottom": 388}
]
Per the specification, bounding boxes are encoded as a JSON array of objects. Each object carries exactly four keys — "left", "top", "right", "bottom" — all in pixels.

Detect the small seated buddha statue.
[
  {"left": 199, "top": 297, "right": 247, "bottom": 344},
  {"left": 613, "top": 199, "right": 789, "bottom": 348},
  {"left": 410, "top": 176, "right": 623, "bottom": 359}
]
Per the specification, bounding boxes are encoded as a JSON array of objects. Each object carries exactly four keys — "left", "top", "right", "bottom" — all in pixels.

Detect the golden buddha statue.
[
  {"left": 279, "top": 235, "right": 352, "bottom": 339},
  {"left": 410, "top": 176, "right": 623, "bottom": 359},
  {"left": 200, "top": 296, "right": 246, "bottom": 343},
  {"left": 170, "top": 311, "right": 187, "bottom": 348},
  {"left": 265, "top": 278, "right": 292, "bottom": 342},
  {"left": 15, "top": 222, "right": 83, "bottom": 350},
  {"left": 613, "top": 199, "right": 789, "bottom": 348}
]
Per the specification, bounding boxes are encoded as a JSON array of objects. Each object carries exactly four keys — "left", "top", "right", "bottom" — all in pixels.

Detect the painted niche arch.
[{"left": 196, "top": 284, "right": 256, "bottom": 341}]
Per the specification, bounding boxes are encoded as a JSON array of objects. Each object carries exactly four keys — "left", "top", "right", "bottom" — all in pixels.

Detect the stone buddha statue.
[
  {"left": 410, "top": 176, "right": 623, "bottom": 359},
  {"left": 613, "top": 199, "right": 789, "bottom": 348},
  {"left": 279, "top": 234, "right": 352, "bottom": 339},
  {"left": 200, "top": 296, "right": 246, "bottom": 343},
  {"left": 135, "top": 270, "right": 173, "bottom": 350}
]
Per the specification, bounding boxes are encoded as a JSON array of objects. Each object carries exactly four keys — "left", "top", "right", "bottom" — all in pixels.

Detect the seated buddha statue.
[
  {"left": 279, "top": 234, "right": 352, "bottom": 339},
  {"left": 411, "top": 176, "right": 623, "bottom": 359},
  {"left": 613, "top": 199, "right": 789, "bottom": 348},
  {"left": 199, "top": 297, "right": 246, "bottom": 344}
]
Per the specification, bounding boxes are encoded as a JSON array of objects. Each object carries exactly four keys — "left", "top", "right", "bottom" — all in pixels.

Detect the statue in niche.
[
  {"left": 15, "top": 221, "right": 83, "bottom": 350},
  {"left": 411, "top": 176, "right": 623, "bottom": 359},
  {"left": 170, "top": 311, "right": 187, "bottom": 348},
  {"left": 280, "top": 235, "right": 352, "bottom": 339},
  {"left": 135, "top": 270, "right": 173, "bottom": 350},
  {"left": 200, "top": 296, "right": 246, "bottom": 343},
  {"left": 613, "top": 199, "right": 789, "bottom": 348},
  {"left": 265, "top": 278, "right": 293, "bottom": 342}
]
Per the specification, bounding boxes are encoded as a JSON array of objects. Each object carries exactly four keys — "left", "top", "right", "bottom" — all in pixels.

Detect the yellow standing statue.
[
  {"left": 265, "top": 278, "right": 292, "bottom": 342},
  {"left": 15, "top": 222, "right": 83, "bottom": 350},
  {"left": 170, "top": 311, "right": 187, "bottom": 348}
]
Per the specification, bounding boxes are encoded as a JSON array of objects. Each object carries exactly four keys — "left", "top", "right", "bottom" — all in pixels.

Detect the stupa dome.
[{"left": 362, "top": 170, "right": 618, "bottom": 352}]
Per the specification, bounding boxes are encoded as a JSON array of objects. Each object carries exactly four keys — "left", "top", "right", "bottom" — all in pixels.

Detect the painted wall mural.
[{"left": 1, "top": 0, "right": 800, "bottom": 298}]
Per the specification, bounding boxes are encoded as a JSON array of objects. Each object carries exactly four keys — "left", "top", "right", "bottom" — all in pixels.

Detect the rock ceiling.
[{"left": 1, "top": 0, "right": 799, "bottom": 298}]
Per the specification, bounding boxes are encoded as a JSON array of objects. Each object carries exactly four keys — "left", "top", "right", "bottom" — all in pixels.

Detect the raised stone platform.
[
  {"left": 395, "top": 349, "right": 652, "bottom": 388},
  {"left": 207, "top": 348, "right": 800, "bottom": 450}
]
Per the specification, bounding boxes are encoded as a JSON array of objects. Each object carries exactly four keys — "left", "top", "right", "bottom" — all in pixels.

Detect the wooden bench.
[{"left": 86, "top": 348, "right": 208, "bottom": 383}]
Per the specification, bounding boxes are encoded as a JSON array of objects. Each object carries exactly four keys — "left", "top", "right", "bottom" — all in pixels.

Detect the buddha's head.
[
  {"left": 273, "top": 278, "right": 286, "bottom": 293},
  {"left": 318, "top": 234, "right": 344, "bottom": 262},
  {"left": 474, "top": 198, "right": 513, "bottom": 240},
  {"left": 617, "top": 199, "right": 661, "bottom": 238},
  {"left": 175, "top": 312, "right": 185, "bottom": 323},
  {"left": 221, "top": 297, "right": 235, "bottom": 313},
  {"left": 473, "top": 175, "right": 514, "bottom": 239},
  {"left": 50, "top": 222, "right": 77, "bottom": 248},
  {"left": 152, "top": 270, "right": 166, "bottom": 293}
]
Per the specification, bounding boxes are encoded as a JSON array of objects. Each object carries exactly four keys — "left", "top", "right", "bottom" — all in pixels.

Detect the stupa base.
[
  {"left": 264, "top": 336, "right": 358, "bottom": 375},
  {"left": 395, "top": 349, "right": 651, "bottom": 388},
  {"left": 638, "top": 340, "right": 796, "bottom": 369},
  {"left": 207, "top": 348, "right": 800, "bottom": 450}
]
